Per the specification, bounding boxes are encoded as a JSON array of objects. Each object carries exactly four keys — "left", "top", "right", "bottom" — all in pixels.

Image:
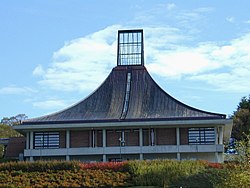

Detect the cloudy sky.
[{"left": 1, "top": 0, "right": 250, "bottom": 119}]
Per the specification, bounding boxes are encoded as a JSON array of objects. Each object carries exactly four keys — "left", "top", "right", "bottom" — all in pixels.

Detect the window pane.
[
  {"left": 34, "top": 132, "right": 59, "bottom": 149},
  {"left": 188, "top": 128, "right": 215, "bottom": 145}
]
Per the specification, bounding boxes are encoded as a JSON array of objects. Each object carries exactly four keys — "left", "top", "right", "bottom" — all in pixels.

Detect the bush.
[
  {"left": 0, "top": 159, "right": 249, "bottom": 187},
  {"left": 0, "top": 169, "right": 131, "bottom": 187},
  {"left": 128, "top": 160, "right": 207, "bottom": 187},
  {"left": 0, "top": 160, "right": 79, "bottom": 172},
  {"left": 79, "top": 161, "right": 129, "bottom": 172}
]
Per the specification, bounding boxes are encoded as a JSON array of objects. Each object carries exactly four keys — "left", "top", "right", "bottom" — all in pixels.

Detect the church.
[{"left": 14, "top": 29, "right": 232, "bottom": 162}]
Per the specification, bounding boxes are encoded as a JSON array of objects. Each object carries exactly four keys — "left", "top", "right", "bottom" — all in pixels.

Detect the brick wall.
[
  {"left": 156, "top": 128, "right": 176, "bottom": 145},
  {"left": 180, "top": 128, "right": 188, "bottom": 145},
  {"left": 59, "top": 131, "right": 66, "bottom": 148},
  {"left": 96, "top": 130, "right": 103, "bottom": 147},
  {"left": 5, "top": 137, "right": 26, "bottom": 159},
  {"left": 106, "top": 129, "right": 139, "bottom": 146},
  {"left": 143, "top": 129, "right": 150, "bottom": 146},
  {"left": 106, "top": 130, "right": 120, "bottom": 146},
  {"left": 70, "top": 130, "right": 90, "bottom": 148},
  {"left": 125, "top": 129, "right": 139, "bottom": 146}
]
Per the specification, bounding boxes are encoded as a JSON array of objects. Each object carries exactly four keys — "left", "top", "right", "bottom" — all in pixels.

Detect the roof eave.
[{"left": 14, "top": 118, "right": 233, "bottom": 132}]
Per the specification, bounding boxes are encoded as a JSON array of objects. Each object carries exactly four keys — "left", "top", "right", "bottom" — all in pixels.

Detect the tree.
[
  {"left": 0, "top": 114, "right": 28, "bottom": 126},
  {"left": 236, "top": 132, "right": 250, "bottom": 163},
  {"left": 237, "top": 96, "right": 250, "bottom": 111},
  {"left": 232, "top": 95, "right": 250, "bottom": 141}
]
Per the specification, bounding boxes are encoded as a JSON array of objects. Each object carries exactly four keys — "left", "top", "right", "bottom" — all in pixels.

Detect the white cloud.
[
  {"left": 33, "top": 64, "right": 45, "bottom": 76},
  {"left": 31, "top": 2, "right": 250, "bottom": 95},
  {"left": 32, "top": 99, "right": 68, "bottom": 110},
  {"left": 188, "top": 33, "right": 250, "bottom": 92},
  {"left": 35, "top": 25, "right": 120, "bottom": 92},
  {"left": 226, "top": 16, "right": 235, "bottom": 23},
  {"left": 0, "top": 86, "right": 37, "bottom": 95},
  {"left": 166, "top": 3, "right": 176, "bottom": 11},
  {"left": 33, "top": 24, "right": 250, "bottom": 94}
]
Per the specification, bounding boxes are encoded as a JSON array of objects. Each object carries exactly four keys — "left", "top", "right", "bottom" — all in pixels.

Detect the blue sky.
[{"left": 1, "top": 0, "right": 250, "bottom": 119}]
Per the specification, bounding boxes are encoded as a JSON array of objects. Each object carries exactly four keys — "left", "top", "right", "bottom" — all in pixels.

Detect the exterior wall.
[
  {"left": 125, "top": 129, "right": 139, "bottom": 146},
  {"left": 5, "top": 137, "right": 26, "bottom": 159},
  {"left": 144, "top": 153, "right": 177, "bottom": 160},
  {"left": 23, "top": 124, "right": 226, "bottom": 163},
  {"left": 156, "top": 128, "right": 176, "bottom": 145},
  {"left": 143, "top": 129, "right": 150, "bottom": 146},
  {"left": 106, "top": 129, "right": 139, "bottom": 146},
  {"left": 180, "top": 128, "right": 188, "bottom": 145},
  {"left": 70, "top": 155, "right": 102, "bottom": 162},
  {"left": 96, "top": 130, "right": 103, "bottom": 147},
  {"left": 59, "top": 131, "right": 66, "bottom": 148},
  {"left": 70, "top": 130, "right": 89, "bottom": 148},
  {"left": 33, "top": 156, "right": 65, "bottom": 161},
  {"left": 181, "top": 152, "right": 220, "bottom": 163},
  {"left": 107, "top": 154, "right": 139, "bottom": 161},
  {"left": 89, "top": 130, "right": 103, "bottom": 147},
  {"left": 106, "top": 130, "right": 120, "bottom": 146}
]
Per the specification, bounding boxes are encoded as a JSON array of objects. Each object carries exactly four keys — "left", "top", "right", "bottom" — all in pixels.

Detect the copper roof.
[{"left": 23, "top": 65, "right": 225, "bottom": 125}]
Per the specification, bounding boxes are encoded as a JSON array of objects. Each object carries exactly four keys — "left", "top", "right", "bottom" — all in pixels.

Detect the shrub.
[
  {"left": 79, "top": 161, "right": 129, "bottom": 172},
  {"left": 0, "top": 160, "right": 80, "bottom": 172},
  {"left": 127, "top": 160, "right": 207, "bottom": 187},
  {"left": 0, "top": 159, "right": 249, "bottom": 187},
  {"left": 0, "top": 169, "right": 131, "bottom": 187},
  {"left": 215, "top": 169, "right": 250, "bottom": 188}
]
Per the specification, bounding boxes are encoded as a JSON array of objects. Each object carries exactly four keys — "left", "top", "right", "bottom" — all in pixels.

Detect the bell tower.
[{"left": 117, "top": 29, "right": 144, "bottom": 66}]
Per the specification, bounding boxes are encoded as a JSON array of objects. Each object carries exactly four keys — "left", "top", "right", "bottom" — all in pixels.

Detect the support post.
[
  {"left": 139, "top": 128, "right": 143, "bottom": 146},
  {"left": 66, "top": 130, "right": 70, "bottom": 148},
  {"left": 103, "top": 154, "right": 107, "bottom": 162},
  {"left": 30, "top": 131, "right": 33, "bottom": 149},
  {"left": 102, "top": 129, "right": 106, "bottom": 147},
  {"left": 139, "top": 128, "right": 143, "bottom": 160},
  {"left": 219, "top": 127, "right": 223, "bottom": 145},
  {"left": 140, "top": 153, "right": 143, "bottom": 160},
  {"left": 66, "top": 130, "right": 70, "bottom": 161},
  {"left": 26, "top": 132, "right": 29, "bottom": 149},
  {"left": 102, "top": 129, "right": 106, "bottom": 162},
  {"left": 29, "top": 131, "right": 34, "bottom": 161},
  {"left": 176, "top": 128, "right": 180, "bottom": 160}
]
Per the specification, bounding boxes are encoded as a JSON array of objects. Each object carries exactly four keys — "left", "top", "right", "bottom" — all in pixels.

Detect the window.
[
  {"left": 34, "top": 132, "right": 59, "bottom": 149},
  {"left": 188, "top": 128, "right": 215, "bottom": 145},
  {"left": 117, "top": 30, "right": 144, "bottom": 66}
]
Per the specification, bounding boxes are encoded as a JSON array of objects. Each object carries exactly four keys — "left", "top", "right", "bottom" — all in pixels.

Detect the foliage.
[
  {"left": 235, "top": 131, "right": 250, "bottom": 164},
  {"left": 0, "top": 114, "right": 28, "bottom": 126},
  {"left": 237, "top": 95, "right": 250, "bottom": 111},
  {"left": 0, "top": 123, "right": 23, "bottom": 158},
  {"left": 215, "top": 166, "right": 250, "bottom": 188},
  {"left": 0, "top": 169, "right": 131, "bottom": 188},
  {"left": 0, "top": 160, "right": 80, "bottom": 172},
  {"left": 128, "top": 160, "right": 207, "bottom": 187},
  {"left": 232, "top": 95, "right": 250, "bottom": 141},
  {"left": 0, "top": 160, "right": 249, "bottom": 187},
  {"left": 79, "top": 161, "right": 129, "bottom": 172},
  {"left": 0, "top": 123, "right": 21, "bottom": 138}
]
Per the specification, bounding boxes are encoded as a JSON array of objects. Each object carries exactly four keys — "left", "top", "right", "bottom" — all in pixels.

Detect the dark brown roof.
[{"left": 23, "top": 65, "right": 225, "bottom": 125}]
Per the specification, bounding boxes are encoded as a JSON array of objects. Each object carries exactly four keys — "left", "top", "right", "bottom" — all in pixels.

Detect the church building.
[{"left": 14, "top": 29, "right": 232, "bottom": 162}]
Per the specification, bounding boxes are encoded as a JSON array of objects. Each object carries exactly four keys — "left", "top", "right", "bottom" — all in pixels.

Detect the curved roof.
[{"left": 23, "top": 65, "right": 226, "bottom": 125}]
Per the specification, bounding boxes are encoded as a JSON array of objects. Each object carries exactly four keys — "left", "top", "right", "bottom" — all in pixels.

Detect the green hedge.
[
  {"left": 0, "top": 160, "right": 249, "bottom": 187},
  {"left": 0, "top": 169, "right": 131, "bottom": 188},
  {"left": 0, "top": 160, "right": 80, "bottom": 172}
]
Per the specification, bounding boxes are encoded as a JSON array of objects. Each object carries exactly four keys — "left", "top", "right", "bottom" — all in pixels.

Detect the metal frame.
[{"left": 117, "top": 29, "right": 144, "bottom": 66}]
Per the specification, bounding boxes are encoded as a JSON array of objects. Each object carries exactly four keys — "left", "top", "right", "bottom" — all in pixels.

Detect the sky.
[{"left": 1, "top": 0, "right": 250, "bottom": 120}]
